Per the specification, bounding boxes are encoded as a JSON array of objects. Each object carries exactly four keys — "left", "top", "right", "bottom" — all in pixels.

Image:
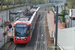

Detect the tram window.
[
  {"left": 32, "top": 7, "right": 38, "bottom": 9},
  {"left": 27, "top": 26, "right": 30, "bottom": 34}
]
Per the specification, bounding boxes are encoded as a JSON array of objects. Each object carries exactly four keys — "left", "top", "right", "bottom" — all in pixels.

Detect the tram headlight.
[
  {"left": 24, "top": 37, "right": 27, "bottom": 40},
  {"left": 24, "top": 38, "right": 26, "bottom": 40},
  {"left": 15, "top": 38, "right": 17, "bottom": 40}
]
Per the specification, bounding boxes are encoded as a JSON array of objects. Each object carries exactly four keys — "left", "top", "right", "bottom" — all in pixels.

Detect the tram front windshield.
[{"left": 15, "top": 24, "right": 27, "bottom": 37}]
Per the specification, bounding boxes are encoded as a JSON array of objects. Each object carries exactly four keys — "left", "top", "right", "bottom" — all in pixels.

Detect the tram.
[
  {"left": 14, "top": 11, "right": 37, "bottom": 43},
  {"left": 30, "top": 6, "right": 40, "bottom": 19},
  {"left": 13, "top": 7, "right": 40, "bottom": 43}
]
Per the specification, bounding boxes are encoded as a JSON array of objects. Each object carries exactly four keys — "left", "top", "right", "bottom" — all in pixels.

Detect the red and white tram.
[
  {"left": 30, "top": 7, "right": 40, "bottom": 19},
  {"left": 14, "top": 11, "right": 37, "bottom": 43}
]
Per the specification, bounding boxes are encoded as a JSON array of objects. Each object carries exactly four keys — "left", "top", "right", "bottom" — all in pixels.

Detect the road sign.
[{"left": 0, "top": 28, "right": 3, "bottom": 42}]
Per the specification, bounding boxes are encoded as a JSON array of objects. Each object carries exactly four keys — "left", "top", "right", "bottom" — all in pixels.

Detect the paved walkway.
[{"left": 47, "top": 11, "right": 61, "bottom": 37}]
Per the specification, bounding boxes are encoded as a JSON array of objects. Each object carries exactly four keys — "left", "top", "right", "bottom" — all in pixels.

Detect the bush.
[
  {"left": 30, "top": 4, "right": 33, "bottom": 9},
  {"left": 59, "top": 16, "right": 63, "bottom": 23},
  {"left": 68, "top": 2, "right": 73, "bottom": 9},
  {"left": 49, "top": 7, "right": 52, "bottom": 11},
  {"left": 60, "top": 9, "right": 68, "bottom": 23},
  {"left": 60, "top": 9, "right": 68, "bottom": 15},
  {"left": 53, "top": 5, "right": 55, "bottom": 8}
]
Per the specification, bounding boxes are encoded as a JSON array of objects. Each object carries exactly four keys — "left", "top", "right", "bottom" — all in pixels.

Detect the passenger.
[{"left": 8, "top": 23, "right": 12, "bottom": 32}]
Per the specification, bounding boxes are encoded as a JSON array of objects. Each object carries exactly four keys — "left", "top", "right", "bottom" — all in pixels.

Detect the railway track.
[
  {"left": 7, "top": 42, "right": 29, "bottom": 50},
  {"left": 7, "top": 5, "right": 49, "bottom": 50},
  {"left": 14, "top": 44, "right": 27, "bottom": 50},
  {"left": 7, "top": 21, "right": 40, "bottom": 50},
  {"left": 7, "top": 42, "right": 16, "bottom": 50}
]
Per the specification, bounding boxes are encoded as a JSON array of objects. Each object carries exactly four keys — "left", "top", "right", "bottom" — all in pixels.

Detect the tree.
[
  {"left": 1, "top": 0, "right": 3, "bottom": 10},
  {"left": 30, "top": 4, "right": 33, "bottom": 9},
  {"left": 61, "top": 9, "right": 68, "bottom": 15},
  {"left": 68, "top": 2, "right": 73, "bottom": 8},
  {"left": 7, "top": 0, "right": 9, "bottom": 8},
  {"left": 60, "top": 9, "right": 68, "bottom": 23}
]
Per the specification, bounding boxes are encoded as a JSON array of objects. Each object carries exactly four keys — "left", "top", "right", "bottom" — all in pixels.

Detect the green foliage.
[
  {"left": 60, "top": 9, "right": 68, "bottom": 23},
  {"left": 2, "top": 43, "right": 11, "bottom": 50},
  {"left": 37, "top": 0, "right": 44, "bottom": 4},
  {"left": 52, "top": 44, "right": 54, "bottom": 50},
  {"left": 59, "top": 16, "right": 63, "bottom": 23},
  {"left": 52, "top": 5, "right": 55, "bottom": 8},
  {"left": 30, "top": 4, "right": 33, "bottom": 9},
  {"left": 68, "top": 2, "right": 73, "bottom": 8},
  {"left": 40, "top": 5, "right": 45, "bottom": 7},
  {"left": 9, "top": 1, "right": 13, "bottom": 5},
  {"left": 60, "top": 9, "right": 68, "bottom": 15},
  {"left": 3, "top": 0, "right": 7, "bottom": 5},
  {"left": 49, "top": 7, "right": 52, "bottom": 10}
]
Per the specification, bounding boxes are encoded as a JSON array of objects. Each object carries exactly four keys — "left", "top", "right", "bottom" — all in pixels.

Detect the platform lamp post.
[
  {"left": 9, "top": 10, "right": 11, "bottom": 22},
  {"left": 1, "top": 0, "right": 3, "bottom": 10},
  {"left": 13, "top": 0, "right": 14, "bottom": 11},
  {"left": 1, "top": 16, "right": 7, "bottom": 44},
  {"left": 1, "top": 15, "right": 4, "bottom": 29},
  {"left": 55, "top": 6, "right": 58, "bottom": 50},
  {"left": 71, "top": 9, "right": 72, "bottom": 27},
  {"left": 2, "top": 16, "right": 5, "bottom": 44},
  {"left": 55, "top": 6, "right": 65, "bottom": 50},
  {"left": 25, "top": 0, "right": 27, "bottom": 9},
  {"left": 12, "top": 28, "right": 13, "bottom": 37}
]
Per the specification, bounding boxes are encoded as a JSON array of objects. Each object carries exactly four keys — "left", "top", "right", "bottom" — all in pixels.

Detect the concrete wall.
[
  {"left": 0, "top": 36, "right": 7, "bottom": 48},
  {"left": 47, "top": 14, "right": 53, "bottom": 39},
  {"left": 58, "top": 27, "right": 75, "bottom": 50}
]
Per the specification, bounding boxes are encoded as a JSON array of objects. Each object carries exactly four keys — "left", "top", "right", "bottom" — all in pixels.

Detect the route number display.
[{"left": 16, "top": 24, "right": 27, "bottom": 27}]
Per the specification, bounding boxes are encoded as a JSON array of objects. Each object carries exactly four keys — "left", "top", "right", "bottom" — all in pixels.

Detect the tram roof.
[
  {"left": 18, "top": 17, "right": 29, "bottom": 21},
  {"left": 25, "top": 11, "right": 34, "bottom": 16},
  {"left": 18, "top": 11, "right": 35, "bottom": 21},
  {"left": 32, "top": 7, "right": 38, "bottom": 9}
]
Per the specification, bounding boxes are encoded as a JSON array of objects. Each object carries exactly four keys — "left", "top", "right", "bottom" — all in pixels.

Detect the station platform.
[
  {"left": 0, "top": 20, "right": 16, "bottom": 48},
  {"left": 3, "top": 20, "right": 16, "bottom": 41},
  {"left": 47, "top": 11, "right": 62, "bottom": 38},
  {"left": 7, "top": 21, "right": 16, "bottom": 41},
  {"left": 3, "top": 20, "right": 16, "bottom": 35}
]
